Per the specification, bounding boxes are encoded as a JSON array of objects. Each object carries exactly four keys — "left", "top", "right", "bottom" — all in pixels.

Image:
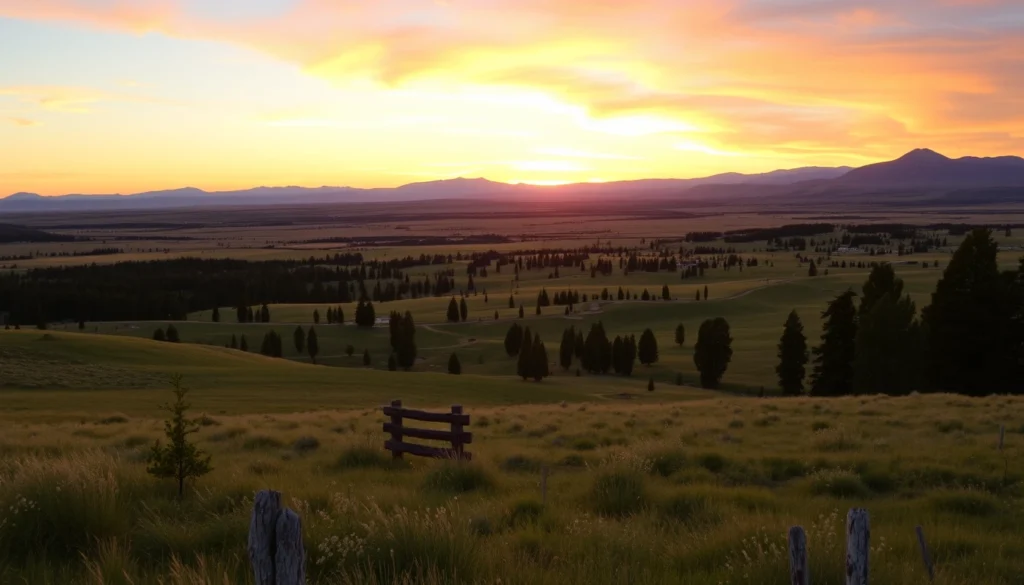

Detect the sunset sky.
[{"left": 1, "top": 0, "right": 1022, "bottom": 195}]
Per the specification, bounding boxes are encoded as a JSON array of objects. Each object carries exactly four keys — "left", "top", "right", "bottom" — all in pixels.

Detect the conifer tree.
[
  {"left": 703, "top": 285, "right": 709, "bottom": 301},
  {"left": 212, "top": 307, "right": 220, "bottom": 323},
  {"left": 460, "top": 297, "right": 469, "bottom": 321},
  {"left": 394, "top": 311, "right": 417, "bottom": 370},
  {"left": 509, "top": 295, "right": 515, "bottom": 309},
  {"left": 693, "top": 318, "right": 733, "bottom": 389},
  {"left": 448, "top": 352, "right": 462, "bottom": 375},
  {"left": 504, "top": 322, "right": 524, "bottom": 356},
  {"left": 307, "top": 327, "right": 319, "bottom": 364},
  {"left": 531, "top": 335, "right": 549, "bottom": 382},
  {"left": 559, "top": 326, "right": 575, "bottom": 370},
  {"left": 388, "top": 353, "right": 397, "bottom": 371},
  {"left": 582, "top": 322, "right": 612, "bottom": 374},
  {"left": 517, "top": 327, "right": 534, "bottom": 380},
  {"left": 675, "top": 324, "right": 685, "bottom": 347},
  {"left": 147, "top": 375, "right": 212, "bottom": 498},
  {"left": 166, "top": 324, "right": 180, "bottom": 343},
  {"left": 313, "top": 309, "right": 320, "bottom": 324},
  {"left": 662, "top": 285, "right": 671, "bottom": 300},
  {"left": 230, "top": 334, "right": 238, "bottom": 349},
  {"left": 808, "top": 260, "right": 818, "bottom": 277},
  {"left": 810, "top": 291, "right": 858, "bottom": 396},
  {"left": 648, "top": 377, "right": 655, "bottom": 392},
  {"left": 293, "top": 325, "right": 305, "bottom": 354},
  {"left": 239, "top": 335, "right": 248, "bottom": 352},
  {"left": 853, "top": 265, "right": 923, "bottom": 395},
  {"left": 518, "top": 305, "right": 525, "bottom": 319},
  {"left": 776, "top": 310, "right": 808, "bottom": 396},
  {"left": 260, "top": 304, "right": 270, "bottom": 323},
  {"left": 247, "top": 307, "right": 255, "bottom": 323},
  {"left": 622, "top": 335, "right": 637, "bottom": 376},
  {"left": 612, "top": 335, "right": 624, "bottom": 374},
  {"left": 336, "top": 306, "right": 344, "bottom": 325},
  {"left": 345, "top": 344, "right": 354, "bottom": 357},
  {"left": 363, "top": 348, "right": 371, "bottom": 366},
  {"left": 574, "top": 330, "right": 585, "bottom": 360},
  {"left": 447, "top": 297, "right": 460, "bottom": 323},
  {"left": 153, "top": 328, "right": 166, "bottom": 342},
  {"left": 638, "top": 328, "right": 659, "bottom": 366}
]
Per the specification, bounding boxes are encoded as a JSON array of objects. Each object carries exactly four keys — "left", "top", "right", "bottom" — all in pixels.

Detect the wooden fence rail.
[{"left": 382, "top": 399, "right": 473, "bottom": 460}]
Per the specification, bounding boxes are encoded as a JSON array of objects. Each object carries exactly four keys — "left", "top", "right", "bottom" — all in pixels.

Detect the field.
[{"left": 1, "top": 202, "right": 1023, "bottom": 584}]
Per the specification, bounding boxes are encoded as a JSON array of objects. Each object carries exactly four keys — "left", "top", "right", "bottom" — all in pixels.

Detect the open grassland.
[
  {"left": 49, "top": 257, "right": 979, "bottom": 391},
  {"left": 0, "top": 391, "right": 1021, "bottom": 584}
]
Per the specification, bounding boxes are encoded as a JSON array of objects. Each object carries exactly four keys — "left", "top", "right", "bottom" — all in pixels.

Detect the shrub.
[
  {"left": 811, "top": 421, "right": 830, "bottom": 431},
  {"left": 242, "top": 436, "right": 285, "bottom": 451},
  {"left": 696, "top": 452, "right": 727, "bottom": 473},
  {"left": 96, "top": 415, "right": 129, "bottom": 425},
  {"left": 649, "top": 449, "right": 687, "bottom": 477},
  {"left": 936, "top": 419, "right": 965, "bottom": 433},
  {"left": 658, "top": 491, "right": 719, "bottom": 526},
  {"left": 292, "top": 436, "right": 321, "bottom": 454},
  {"left": 500, "top": 455, "right": 542, "bottom": 473},
  {"left": 763, "top": 457, "right": 808, "bottom": 482},
  {"left": 558, "top": 454, "right": 586, "bottom": 467},
  {"left": 333, "top": 445, "right": 390, "bottom": 470},
  {"left": 422, "top": 462, "right": 495, "bottom": 493},
  {"left": 814, "top": 427, "right": 860, "bottom": 452},
  {"left": 208, "top": 427, "right": 247, "bottom": 442},
  {"left": 728, "top": 419, "right": 745, "bottom": 429},
  {"left": 808, "top": 469, "right": 871, "bottom": 499},
  {"left": 573, "top": 438, "right": 598, "bottom": 451},
  {"left": 590, "top": 470, "right": 648, "bottom": 517},
  {"left": 502, "top": 499, "right": 545, "bottom": 528}
]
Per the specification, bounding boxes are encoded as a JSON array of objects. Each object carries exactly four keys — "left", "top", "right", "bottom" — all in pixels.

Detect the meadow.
[{"left": 2, "top": 205, "right": 1023, "bottom": 584}]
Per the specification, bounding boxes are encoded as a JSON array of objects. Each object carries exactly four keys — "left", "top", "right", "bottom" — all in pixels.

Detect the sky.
[{"left": 1, "top": 0, "right": 1023, "bottom": 195}]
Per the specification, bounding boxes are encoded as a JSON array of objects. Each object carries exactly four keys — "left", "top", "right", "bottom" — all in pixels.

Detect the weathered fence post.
[
  {"left": 389, "top": 399, "right": 403, "bottom": 460},
  {"left": 451, "top": 404, "right": 465, "bottom": 458},
  {"left": 275, "top": 509, "right": 306, "bottom": 585},
  {"left": 249, "top": 489, "right": 306, "bottom": 585},
  {"left": 915, "top": 525, "right": 934, "bottom": 582},
  {"left": 846, "top": 508, "right": 870, "bottom": 585},
  {"left": 788, "top": 526, "right": 809, "bottom": 585},
  {"left": 249, "top": 490, "right": 281, "bottom": 585}
]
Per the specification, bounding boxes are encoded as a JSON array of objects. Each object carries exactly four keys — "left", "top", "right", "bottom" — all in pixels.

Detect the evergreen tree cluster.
[
  {"left": 325, "top": 306, "right": 345, "bottom": 324},
  {"left": 260, "top": 330, "right": 283, "bottom": 357},
  {"left": 515, "top": 327, "right": 550, "bottom": 381},
  {"left": 354, "top": 300, "right": 377, "bottom": 327}
]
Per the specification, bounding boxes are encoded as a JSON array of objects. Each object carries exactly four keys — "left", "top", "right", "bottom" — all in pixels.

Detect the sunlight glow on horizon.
[{"left": 1, "top": 1, "right": 1022, "bottom": 195}]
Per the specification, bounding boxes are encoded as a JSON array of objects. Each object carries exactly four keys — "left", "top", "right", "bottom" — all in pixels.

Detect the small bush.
[
  {"left": 814, "top": 427, "right": 860, "bottom": 452},
  {"left": 500, "top": 455, "right": 542, "bottom": 473},
  {"left": 248, "top": 460, "right": 281, "bottom": 476},
  {"left": 476, "top": 416, "right": 491, "bottom": 428},
  {"left": 196, "top": 414, "right": 220, "bottom": 427},
  {"left": 728, "top": 419, "right": 745, "bottom": 429},
  {"left": 808, "top": 469, "right": 871, "bottom": 499},
  {"left": 573, "top": 438, "right": 598, "bottom": 451},
  {"left": 334, "top": 445, "right": 390, "bottom": 470},
  {"left": 936, "top": 420, "right": 965, "bottom": 434},
  {"left": 242, "top": 436, "right": 285, "bottom": 451},
  {"left": 811, "top": 421, "right": 830, "bottom": 431},
  {"left": 930, "top": 489, "right": 1000, "bottom": 517},
  {"left": 292, "top": 436, "right": 320, "bottom": 454},
  {"left": 423, "top": 462, "right": 495, "bottom": 494},
  {"left": 753, "top": 415, "right": 780, "bottom": 427},
  {"left": 502, "top": 499, "right": 545, "bottom": 528},
  {"left": 658, "top": 491, "right": 718, "bottom": 526},
  {"left": 650, "top": 450, "right": 687, "bottom": 477},
  {"left": 763, "top": 457, "right": 808, "bottom": 482},
  {"left": 696, "top": 452, "right": 727, "bottom": 473},
  {"left": 590, "top": 470, "right": 648, "bottom": 517},
  {"left": 115, "top": 436, "right": 151, "bottom": 450}
]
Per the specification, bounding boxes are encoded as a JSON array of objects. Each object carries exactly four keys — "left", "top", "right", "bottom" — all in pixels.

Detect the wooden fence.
[{"left": 382, "top": 399, "right": 473, "bottom": 460}]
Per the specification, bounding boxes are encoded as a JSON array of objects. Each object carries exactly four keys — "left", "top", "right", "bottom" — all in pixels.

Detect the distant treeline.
[
  {"left": 298, "top": 234, "right": 512, "bottom": 246},
  {"left": 0, "top": 223, "right": 79, "bottom": 244},
  {"left": 724, "top": 223, "right": 835, "bottom": 243}
]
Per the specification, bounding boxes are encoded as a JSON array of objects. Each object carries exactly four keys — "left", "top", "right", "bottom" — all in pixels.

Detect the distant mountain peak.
[
  {"left": 898, "top": 148, "right": 950, "bottom": 162},
  {"left": 5, "top": 192, "right": 43, "bottom": 200}
]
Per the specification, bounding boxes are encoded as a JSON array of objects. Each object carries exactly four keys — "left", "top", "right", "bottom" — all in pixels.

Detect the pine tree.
[
  {"left": 166, "top": 324, "right": 180, "bottom": 343},
  {"left": 675, "top": 324, "right": 685, "bottom": 347},
  {"left": 776, "top": 310, "right": 808, "bottom": 396},
  {"left": 447, "top": 297, "right": 460, "bottom": 323},
  {"left": 363, "top": 348, "right": 371, "bottom": 366},
  {"left": 388, "top": 353, "right": 398, "bottom": 371},
  {"left": 504, "top": 323, "right": 523, "bottom": 356},
  {"left": 517, "top": 328, "right": 534, "bottom": 380},
  {"left": 345, "top": 344, "right": 355, "bottom": 357},
  {"left": 508, "top": 295, "right": 515, "bottom": 309},
  {"left": 448, "top": 353, "right": 462, "bottom": 375},
  {"left": 307, "top": 327, "right": 319, "bottom": 364},
  {"left": 923, "top": 228, "right": 1023, "bottom": 394},
  {"left": 395, "top": 312, "right": 417, "bottom": 370},
  {"left": 518, "top": 305, "right": 525, "bottom": 319},
  {"left": 212, "top": 307, "right": 220, "bottom": 323},
  {"left": 808, "top": 260, "right": 818, "bottom": 277},
  {"left": 239, "top": 335, "right": 248, "bottom": 352},
  {"left": 853, "top": 265, "right": 923, "bottom": 395},
  {"left": 293, "top": 325, "right": 306, "bottom": 354},
  {"left": 146, "top": 375, "right": 212, "bottom": 498},
  {"left": 535, "top": 302, "right": 541, "bottom": 316},
  {"left": 574, "top": 330, "right": 584, "bottom": 360},
  {"left": 622, "top": 335, "right": 637, "bottom": 376},
  {"left": 531, "top": 336, "right": 549, "bottom": 382},
  {"left": 313, "top": 309, "right": 320, "bottom": 324},
  {"left": 661, "top": 285, "right": 671, "bottom": 300},
  {"left": 153, "top": 328, "right": 166, "bottom": 342},
  {"left": 336, "top": 306, "right": 345, "bottom": 325},
  {"left": 260, "top": 304, "right": 270, "bottom": 323},
  {"left": 559, "top": 326, "right": 575, "bottom": 370},
  {"left": 638, "top": 328, "right": 659, "bottom": 365},
  {"left": 459, "top": 297, "right": 469, "bottom": 321},
  {"left": 647, "top": 377, "right": 655, "bottom": 392},
  {"left": 247, "top": 307, "right": 255, "bottom": 323},
  {"left": 582, "top": 322, "right": 612, "bottom": 374},
  {"left": 703, "top": 285, "right": 709, "bottom": 301},
  {"left": 810, "top": 291, "right": 858, "bottom": 396},
  {"left": 230, "top": 334, "right": 238, "bottom": 349},
  {"left": 612, "top": 335, "right": 624, "bottom": 374},
  {"left": 695, "top": 289, "right": 701, "bottom": 301},
  {"left": 693, "top": 318, "right": 733, "bottom": 389}
]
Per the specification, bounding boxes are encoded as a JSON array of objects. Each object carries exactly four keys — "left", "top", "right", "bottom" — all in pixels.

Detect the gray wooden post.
[
  {"left": 788, "top": 526, "right": 809, "bottom": 585},
  {"left": 249, "top": 490, "right": 281, "bottom": 585},
  {"left": 451, "top": 404, "right": 464, "bottom": 459},
  {"left": 275, "top": 509, "right": 306, "bottom": 585},
  {"left": 846, "top": 508, "right": 870, "bottom": 585},
  {"left": 915, "top": 526, "right": 934, "bottom": 582}
]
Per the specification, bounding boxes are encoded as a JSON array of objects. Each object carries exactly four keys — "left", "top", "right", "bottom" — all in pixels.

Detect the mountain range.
[{"left": 2, "top": 149, "right": 1023, "bottom": 212}]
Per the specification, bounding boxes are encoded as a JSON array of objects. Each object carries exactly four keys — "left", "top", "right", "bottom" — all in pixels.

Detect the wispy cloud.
[{"left": 7, "top": 117, "right": 39, "bottom": 126}]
